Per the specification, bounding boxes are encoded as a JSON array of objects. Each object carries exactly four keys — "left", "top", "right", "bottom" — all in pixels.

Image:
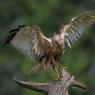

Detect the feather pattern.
[
  {"left": 5, "top": 25, "right": 51, "bottom": 62},
  {"left": 60, "top": 10, "right": 95, "bottom": 47},
  {"left": 4, "top": 10, "right": 95, "bottom": 72}
]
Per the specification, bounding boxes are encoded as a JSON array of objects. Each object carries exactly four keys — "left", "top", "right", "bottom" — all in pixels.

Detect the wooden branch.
[{"left": 14, "top": 68, "right": 86, "bottom": 95}]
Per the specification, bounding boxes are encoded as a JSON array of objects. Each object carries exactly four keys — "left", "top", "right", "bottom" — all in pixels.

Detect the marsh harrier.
[{"left": 5, "top": 10, "right": 95, "bottom": 79}]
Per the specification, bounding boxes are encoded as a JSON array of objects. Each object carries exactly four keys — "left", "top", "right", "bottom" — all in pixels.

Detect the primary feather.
[{"left": 60, "top": 10, "right": 95, "bottom": 47}]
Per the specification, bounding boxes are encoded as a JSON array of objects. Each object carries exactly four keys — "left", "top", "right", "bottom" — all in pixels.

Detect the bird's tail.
[
  {"left": 29, "top": 62, "right": 51, "bottom": 75},
  {"left": 30, "top": 60, "right": 59, "bottom": 75},
  {"left": 30, "top": 64, "right": 42, "bottom": 74}
]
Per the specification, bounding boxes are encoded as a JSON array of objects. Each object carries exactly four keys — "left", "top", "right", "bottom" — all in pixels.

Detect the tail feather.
[
  {"left": 30, "top": 62, "right": 53, "bottom": 75},
  {"left": 30, "top": 64, "right": 42, "bottom": 74}
]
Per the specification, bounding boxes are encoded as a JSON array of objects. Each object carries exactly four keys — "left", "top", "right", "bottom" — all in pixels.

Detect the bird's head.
[
  {"left": 53, "top": 33, "right": 64, "bottom": 48},
  {"left": 60, "top": 24, "right": 65, "bottom": 33}
]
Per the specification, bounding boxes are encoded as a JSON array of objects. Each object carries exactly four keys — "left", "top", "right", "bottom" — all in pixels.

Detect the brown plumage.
[{"left": 5, "top": 10, "right": 95, "bottom": 76}]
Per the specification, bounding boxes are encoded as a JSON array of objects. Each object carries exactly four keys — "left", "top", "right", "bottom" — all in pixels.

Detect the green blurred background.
[{"left": 0, "top": 0, "right": 95, "bottom": 95}]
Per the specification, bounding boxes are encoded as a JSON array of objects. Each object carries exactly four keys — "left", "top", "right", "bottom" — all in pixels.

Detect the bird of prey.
[{"left": 5, "top": 10, "right": 95, "bottom": 79}]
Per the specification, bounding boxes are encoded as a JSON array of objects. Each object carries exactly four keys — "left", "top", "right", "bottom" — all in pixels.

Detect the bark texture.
[{"left": 14, "top": 68, "right": 86, "bottom": 95}]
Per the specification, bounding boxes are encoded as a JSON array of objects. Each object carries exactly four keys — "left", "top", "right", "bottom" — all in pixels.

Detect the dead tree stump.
[{"left": 14, "top": 68, "right": 86, "bottom": 95}]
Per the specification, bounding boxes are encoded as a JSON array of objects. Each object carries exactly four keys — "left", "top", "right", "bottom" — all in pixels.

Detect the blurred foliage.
[{"left": 0, "top": 0, "right": 95, "bottom": 95}]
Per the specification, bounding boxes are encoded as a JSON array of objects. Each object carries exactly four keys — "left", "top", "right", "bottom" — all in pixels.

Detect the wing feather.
[
  {"left": 61, "top": 10, "right": 95, "bottom": 47},
  {"left": 5, "top": 25, "right": 50, "bottom": 62}
]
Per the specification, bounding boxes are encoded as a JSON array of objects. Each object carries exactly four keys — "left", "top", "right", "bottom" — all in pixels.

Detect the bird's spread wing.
[
  {"left": 60, "top": 10, "right": 95, "bottom": 48},
  {"left": 5, "top": 25, "right": 50, "bottom": 62}
]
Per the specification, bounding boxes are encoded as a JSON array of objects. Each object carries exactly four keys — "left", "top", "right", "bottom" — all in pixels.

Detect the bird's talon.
[
  {"left": 55, "top": 76, "right": 61, "bottom": 81},
  {"left": 59, "top": 64, "right": 67, "bottom": 70}
]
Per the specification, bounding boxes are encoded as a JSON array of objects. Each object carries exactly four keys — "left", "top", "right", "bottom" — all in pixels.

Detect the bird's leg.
[
  {"left": 54, "top": 67, "right": 61, "bottom": 80},
  {"left": 58, "top": 63, "right": 67, "bottom": 70},
  {"left": 54, "top": 63, "right": 67, "bottom": 80},
  {"left": 58, "top": 63, "right": 63, "bottom": 69},
  {"left": 51, "top": 57, "right": 60, "bottom": 80}
]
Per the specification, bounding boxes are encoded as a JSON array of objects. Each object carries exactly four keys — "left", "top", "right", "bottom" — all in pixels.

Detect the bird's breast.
[{"left": 47, "top": 46, "right": 63, "bottom": 58}]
